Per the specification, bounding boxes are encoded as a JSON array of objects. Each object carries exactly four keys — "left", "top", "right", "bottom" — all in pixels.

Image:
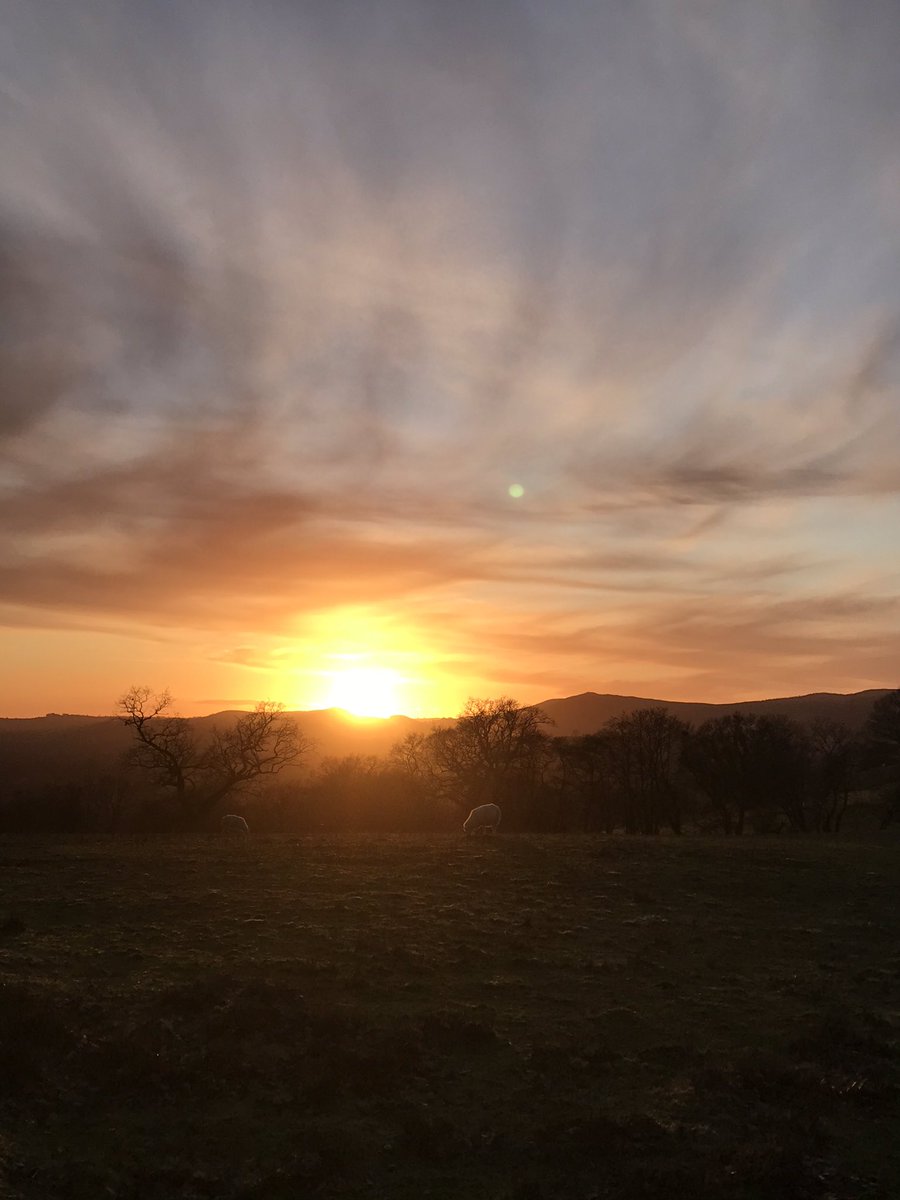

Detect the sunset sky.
[{"left": 2, "top": 0, "right": 899, "bottom": 719}]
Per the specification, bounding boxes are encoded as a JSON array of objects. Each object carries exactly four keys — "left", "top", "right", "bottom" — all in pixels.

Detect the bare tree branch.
[{"left": 118, "top": 689, "right": 311, "bottom": 821}]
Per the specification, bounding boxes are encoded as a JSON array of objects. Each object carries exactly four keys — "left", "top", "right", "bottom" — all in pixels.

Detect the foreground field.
[{"left": 1, "top": 834, "right": 898, "bottom": 1199}]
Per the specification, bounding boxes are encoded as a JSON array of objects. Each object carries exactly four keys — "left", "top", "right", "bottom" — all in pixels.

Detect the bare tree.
[
  {"left": 550, "top": 733, "right": 621, "bottom": 832},
  {"left": 808, "top": 719, "right": 860, "bottom": 833},
  {"left": 205, "top": 702, "right": 310, "bottom": 799},
  {"left": 755, "top": 716, "right": 811, "bottom": 832},
  {"left": 604, "top": 708, "right": 689, "bottom": 834},
  {"left": 403, "top": 697, "right": 552, "bottom": 820},
  {"left": 118, "top": 687, "right": 310, "bottom": 823},
  {"left": 864, "top": 689, "right": 900, "bottom": 827},
  {"left": 118, "top": 687, "right": 200, "bottom": 806},
  {"left": 389, "top": 731, "right": 435, "bottom": 779},
  {"left": 683, "top": 713, "right": 812, "bottom": 834},
  {"left": 683, "top": 713, "right": 767, "bottom": 835}
]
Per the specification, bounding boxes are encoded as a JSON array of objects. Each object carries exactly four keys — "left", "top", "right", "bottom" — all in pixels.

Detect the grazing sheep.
[
  {"left": 221, "top": 813, "right": 249, "bottom": 835},
  {"left": 463, "top": 803, "right": 502, "bottom": 835}
]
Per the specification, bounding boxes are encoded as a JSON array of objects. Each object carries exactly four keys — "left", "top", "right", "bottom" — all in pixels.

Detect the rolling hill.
[
  {"left": 535, "top": 688, "right": 892, "bottom": 736},
  {"left": 0, "top": 689, "right": 892, "bottom": 795}
]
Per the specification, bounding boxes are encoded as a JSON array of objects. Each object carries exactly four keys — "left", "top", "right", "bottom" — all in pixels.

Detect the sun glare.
[
  {"left": 322, "top": 666, "right": 404, "bottom": 718},
  {"left": 296, "top": 606, "right": 464, "bottom": 718}
]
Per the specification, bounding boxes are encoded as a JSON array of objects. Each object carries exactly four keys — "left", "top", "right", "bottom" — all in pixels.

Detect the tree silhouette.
[
  {"left": 603, "top": 708, "right": 689, "bottom": 834},
  {"left": 684, "top": 713, "right": 772, "bottom": 835},
  {"left": 414, "top": 697, "right": 552, "bottom": 818},
  {"left": 118, "top": 687, "right": 309, "bottom": 823},
  {"left": 864, "top": 689, "right": 900, "bottom": 827},
  {"left": 807, "top": 719, "right": 860, "bottom": 832},
  {"left": 118, "top": 687, "right": 199, "bottom": 805},
  {"left": 551, "top": 732, "right": 621, "bottom": 832}
]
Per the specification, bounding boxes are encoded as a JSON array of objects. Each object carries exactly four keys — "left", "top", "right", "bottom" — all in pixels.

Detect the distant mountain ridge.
[
  {"left": 535, "top": 689, "right": 892, "bottom": 736},
  {"left": 1, "top": 689, "right": 891, "bottom": 740},
  {"left": 0, "top": 690, "right": 892, "bottom": 794},
  {"left": 0, "top": 708, "right": 451, "bottom": 793}
]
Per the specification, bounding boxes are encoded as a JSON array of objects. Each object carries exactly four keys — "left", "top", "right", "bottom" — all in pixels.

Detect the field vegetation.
[{"left": 1, "top": 832, "right": 898, "bottom": 1199}]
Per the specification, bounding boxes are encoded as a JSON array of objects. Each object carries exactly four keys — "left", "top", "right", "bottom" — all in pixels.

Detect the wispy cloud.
[{"left": 2, "top": 0, "right": 899, "bottom": 713}]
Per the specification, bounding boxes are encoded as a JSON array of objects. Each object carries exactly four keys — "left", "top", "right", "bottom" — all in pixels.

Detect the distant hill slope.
[
  {"left": 0, "top": 709, "right": 449, "bottom": 793},
  {"left": 535, "top": 689, "right": 893, "bottom": 736},
  {"left": 188, "top": 709, "right": 452, "bottom": 762},
  {"left": 0, "top": 690, "right": 891, "bottom": 793}
]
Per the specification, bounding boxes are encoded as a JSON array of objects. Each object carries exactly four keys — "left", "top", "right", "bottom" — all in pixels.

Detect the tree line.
[
  {"left": 386, "top": 693, "right": 900, "bottom": 835},
  {"left": 0, "top": 688, "right": 898, "bottom": 835}
]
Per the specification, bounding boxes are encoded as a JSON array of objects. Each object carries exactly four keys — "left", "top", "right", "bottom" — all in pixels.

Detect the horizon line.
[{"left": 1, "top": 685, "right": 893, "bottom": 723}]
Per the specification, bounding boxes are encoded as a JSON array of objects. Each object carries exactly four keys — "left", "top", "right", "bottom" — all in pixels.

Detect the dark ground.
[{"left": 1, "top": 833, "right": 898, "bottom": 1199}]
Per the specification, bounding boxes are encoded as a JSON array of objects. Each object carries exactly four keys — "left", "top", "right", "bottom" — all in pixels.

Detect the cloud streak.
[{"left": 2, "top": 0, "right": 899, "bottom": 713}]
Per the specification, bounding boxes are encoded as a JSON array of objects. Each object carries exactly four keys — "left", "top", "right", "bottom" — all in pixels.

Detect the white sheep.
[
  {"left": 221, "top": 813, "right": 249, "bottom": 835},
  {"left": 463, "top": 803, "right": 502, "bottom": 835}
]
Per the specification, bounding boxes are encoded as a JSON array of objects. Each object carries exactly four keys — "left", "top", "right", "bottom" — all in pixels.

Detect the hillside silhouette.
[
  {"left": 538, "top": 689, "right": 890, "bottom": 736},
  {"left": 0, "top": 689, "right": 890, "bottom": 797}
]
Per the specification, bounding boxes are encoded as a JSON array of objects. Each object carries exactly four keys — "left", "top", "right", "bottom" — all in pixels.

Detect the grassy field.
[{"left": 1, "top": 833, "right": 898, "bottom": 1200}]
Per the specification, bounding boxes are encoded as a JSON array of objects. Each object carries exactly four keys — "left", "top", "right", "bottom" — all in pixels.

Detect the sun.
[{"left": 322, "top": 666, "right": 404, "bottom": 718}]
